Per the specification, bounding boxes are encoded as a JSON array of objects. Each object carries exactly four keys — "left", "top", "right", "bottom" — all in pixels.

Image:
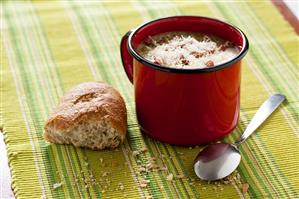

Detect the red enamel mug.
[{"left": 121, "top": 16, "right": 249, "bottom": 145}]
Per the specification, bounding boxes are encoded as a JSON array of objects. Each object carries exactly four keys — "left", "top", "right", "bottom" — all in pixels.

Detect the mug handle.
[{"left": 120, "top": 30, "right": 134, "bottom": 84}]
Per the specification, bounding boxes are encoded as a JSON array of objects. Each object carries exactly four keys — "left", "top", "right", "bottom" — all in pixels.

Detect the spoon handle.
[{"left": 235, "top": 94, "right": 285, "bottom": 146}]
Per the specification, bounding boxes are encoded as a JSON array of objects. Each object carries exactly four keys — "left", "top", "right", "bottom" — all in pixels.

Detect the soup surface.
[{"left": 137, "top": 32, "right": 240, "bottom": 69}]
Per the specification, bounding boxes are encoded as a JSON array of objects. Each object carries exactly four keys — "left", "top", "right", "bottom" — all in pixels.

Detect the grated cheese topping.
[{"left": 137, "top": 32, "right": 240, "bottom": 69}]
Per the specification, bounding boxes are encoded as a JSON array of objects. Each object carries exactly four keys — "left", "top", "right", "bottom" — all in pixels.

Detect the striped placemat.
[{"left": 1, "top": 1, "right": 298, "bottom": 198}]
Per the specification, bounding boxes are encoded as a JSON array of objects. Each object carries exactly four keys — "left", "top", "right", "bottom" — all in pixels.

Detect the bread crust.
[{"left": 44, "top": 82, "right": 127, "bottom": 145}]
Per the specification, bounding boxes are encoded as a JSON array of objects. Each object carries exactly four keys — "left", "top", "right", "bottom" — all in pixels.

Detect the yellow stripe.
[
  {"left": 61, "top": 1, "right": 143, "bottom": 198},
  {"left": 2, "top": 23, "right": 47, "bottom": 198},
  {"left": 32, "top": 1, "right": 100, "bottom": 198},
  {"left": 153, "top": 2, "right": 243, "bottom": 197},
  {"left": 242, "top": 54, "right": 299, "bottom": 189},
  {"left": 101, "top": 2, "right": 176, "bottom": 197},
  {"left": 33, "top": 1, "right": 94, "bottom": 90},
  {"left": 23, "top": 2, "right": 85, "bottom": 198},
  {"left": 248, "top": 1, "right": 299, "bottom": 68},
  {"left": 70, "top": 2, "right": 151, "bottom": 197},
  {"left": 207, "top": 4, "right": 297, "bottom": 197}
]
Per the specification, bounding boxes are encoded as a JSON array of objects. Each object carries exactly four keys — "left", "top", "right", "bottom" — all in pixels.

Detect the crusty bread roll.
[{"left": 44, "top": 82, "right": 127, "bottom": 150}]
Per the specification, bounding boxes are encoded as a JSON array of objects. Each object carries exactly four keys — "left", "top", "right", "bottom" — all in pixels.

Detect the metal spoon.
[{"left": 194, "top": 94, "right": 285, "bottom": 181}]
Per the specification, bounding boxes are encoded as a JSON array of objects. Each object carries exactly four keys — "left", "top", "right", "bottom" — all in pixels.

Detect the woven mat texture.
[{"left": 1, "top": 1, "right": 299, "bottom": 198}]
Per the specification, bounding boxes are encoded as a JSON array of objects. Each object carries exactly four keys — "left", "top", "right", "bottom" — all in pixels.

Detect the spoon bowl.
[
  {"left": 194, "top": 94, "right": 285, "bottom": 181},
  {"left": 194, "top": 143, "right": 241, "bottom": 181}
]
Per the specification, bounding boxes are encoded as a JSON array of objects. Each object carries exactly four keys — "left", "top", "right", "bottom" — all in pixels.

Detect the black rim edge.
[{"left": 127, "top": 16, "right": 249, "bottom": 74}]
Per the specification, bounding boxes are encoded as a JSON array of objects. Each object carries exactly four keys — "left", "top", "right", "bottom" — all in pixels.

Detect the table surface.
[{"left": 1, "top": 1, "right": 298, "bottom": 199}]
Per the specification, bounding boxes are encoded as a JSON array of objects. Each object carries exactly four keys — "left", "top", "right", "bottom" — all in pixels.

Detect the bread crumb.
[
  {"left": 167, "top": 174, "right": 173, "bottom": 181},
  {"left": 102, "top": 172, "right": 108, "bottom": 177},
  {"left": 146, "top": 162, "right": 158, "bottom": 170},
  {"left": 132, "top": 151, "right": 140, "bottom": 157},
  {"left": 140, "top": 147, "right": 148, "bottom": 153},
  {"left": 180, "top": 155, "right": 187, "bottom": 161},
  {"left": 223, "top": 180, "right": 229, "bottom": 184},
  {"left": 137, "top": 166, "right": 146, "bottom": 174},
  {"left": 111, "top": 161, "right": 118, "bottom": 167},
  {"left": 242, "top": 183, "right": 249, "bottom": 193},
  {"left": 150, "top": 157, "right": 157, "bottom": 161},
  {"left": 159, "top": 167, "right": 168, "bottom": 171},
  {"left": 53, "top": 182, "right": 62, "bottom": 189},
  {"left": 118, "top": 182, "right": 125, "bottom": 191},
  {"left": 176, "top": 174, "right": 185, "bottom": 179},
  {"left": 139, "top": 179, "right": 150, "bottom": 188}
]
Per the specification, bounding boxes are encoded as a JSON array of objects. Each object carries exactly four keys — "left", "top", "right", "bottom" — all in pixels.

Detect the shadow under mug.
[{"left": 121, "top": 16, "right": 249, "bottom": 145}]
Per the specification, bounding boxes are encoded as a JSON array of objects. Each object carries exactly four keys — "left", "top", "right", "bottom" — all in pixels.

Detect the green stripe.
[
  {"left": 218, "top": 3, "right": 299, "bottom": 112},
  {"left": 98, "top": 2, "right": 178, "bottom": 197},
  {"left": 239, "top": 110, "right": 297, "bottom": 197},
  {"left": 162, "top": 145, "right": 197, "bottom": 198},
  {"left": 154, "top": 2, "right": 206, "bottom": 197},
  {"left": 143, "top": 138, "right": 176, "bottom": 198},
  {"left": 245, "top": 2, "right": 299, "bottom": 77},
  {"left": 165, "top": 145, "right": 200, "bottom": 198},
  {"left": 111, "top": 1, "right": 198, "bottom": 194},
  {"left": 43, "top": 1, "right": 105, "bottom": 196},
  {"left": 72, "top": 1, "right": 176, "bottom": 197},
  {"left": 23, "top": 4, "right": 82, "bottom": 198},
  {"left": 240, "top": 1, "right": 299, "bottom": 110},
  {"left": 79, "top": 2, "right": 163, "bottom": 197},
  {"left": 173, "top": 1, "right": 284, "bottom": 195},
  {"left": 228, "top": 2, "right": 298, "bottom": 195},
  {"left": 31, "top": 2, "right": 101, "bottom": 198},
  {"left": 12, "top": 1, "right": 79, "bottom": 197},
  {"left": 3, "top": 1, "right": 298, "bottom": 198},
  {"left": 69, "top": 2, "right": 131, "bottom": 197},
  {"left": 63, "top": 1, "right": 145, "bottom": 198},
  {"left": 228, "top": 110, "right": 293, "bottom": 197},
  {"left": 205, "top": 2, "right": 275, "bottom": 197},
  {"left": 26, "top": 2, "right": 91, "bottom": 198},
  {"left": 213, "top": 2, "right": 297, "bottom": 197},
  {"left": 213, "top": 2, "right": 283, "bottom": 196},
  {"left": 134, "top": 1, "right": 205, "bottom": 197},
  {"left": 4, "top": 3, "right": 54, "bottom": 197},
  {"left": 20, "top": 2, "right": 93, "bottom": 198},
  {"left": 135, "top": 1, "right": 218, "bottom": 197},
  {"left": 68, "top": 1, "right": 149, "bottom": 197}
]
